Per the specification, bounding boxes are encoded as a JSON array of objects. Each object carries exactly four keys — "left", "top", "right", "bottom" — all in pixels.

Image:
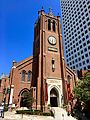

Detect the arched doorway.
[
  {"left": 50, "top": 88, "right": 59, "bottom": 107},
  {"left": 20, "top": 91, "right": 29, "bottom": 107}
]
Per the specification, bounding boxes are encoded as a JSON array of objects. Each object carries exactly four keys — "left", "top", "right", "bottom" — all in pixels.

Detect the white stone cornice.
[{"left": 12, "top": 66, "right": 16, "bottom": 69}]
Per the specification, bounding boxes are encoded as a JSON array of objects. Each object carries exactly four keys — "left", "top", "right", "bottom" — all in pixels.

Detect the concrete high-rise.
[{"left": 61, "top": 0, "right": 90, "bottom": 72}]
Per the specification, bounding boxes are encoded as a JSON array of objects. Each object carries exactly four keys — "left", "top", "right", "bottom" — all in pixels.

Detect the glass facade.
[{"left": 61, "top": 0, "right": 90, "bottom": 71}]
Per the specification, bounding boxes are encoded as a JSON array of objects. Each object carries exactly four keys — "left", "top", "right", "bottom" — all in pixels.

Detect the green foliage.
[
  {"left": 16, "top": 109, "right": 40, "bottom": 115},
  {"left": 74, "top": 72, "right": 90, "bottom": 103},
  {"left": 42, "top": 112, "right": 53, "bottom": 116},
  {"left": 48, "top": 104, "right": 51, "bottom": 106},
  {"left": 16, "top": 109, "right": 53, "bottom": 116},
  {"left": 23, "top": 90, "right": 35, "bottom": 109},
  {"left": 4, "top": 104, "right": 8, "bottom": 112},
  {"left": 7, "top": 87, "right": 10, "bottom": 94}
]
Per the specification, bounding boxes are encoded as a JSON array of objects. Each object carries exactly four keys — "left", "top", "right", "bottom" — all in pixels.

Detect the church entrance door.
[
  {"left": 50, "top": 88, "right": 59, "bottom": 107},
  {"left": 50, "top": 96, "right": 58, "bottom": 107}
]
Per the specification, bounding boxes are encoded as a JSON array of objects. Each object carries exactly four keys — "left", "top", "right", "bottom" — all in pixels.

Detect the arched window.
[
  {"left": 28, "top": 71, "right": 31, "bottom": 82},
  {"left": 20, "top": 90, "right": 29, "bottom": 107},
  {"left": 22, "top": 70, "right": 26, "bottom": 81},
  {"left": 48, "top": 19, "right": 51, "bottom": 30},
  {"left": 53, "top": 20, "right": 56, "bottom": 32}
]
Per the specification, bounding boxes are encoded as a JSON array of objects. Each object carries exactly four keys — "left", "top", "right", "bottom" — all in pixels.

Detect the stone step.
[{"left": 51, "top": 107, "right": 77, "bottom": 120}]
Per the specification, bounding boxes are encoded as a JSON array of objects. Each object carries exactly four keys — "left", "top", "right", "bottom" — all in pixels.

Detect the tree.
[
  {"left": 23, "top": 89, "right": 35, "bottom": 109},
  {"left": 74, "top": 71, "right": 90, "bottom": 103},
  {"left": 73, "top": 71, "right": 90, "bottom": 115}
]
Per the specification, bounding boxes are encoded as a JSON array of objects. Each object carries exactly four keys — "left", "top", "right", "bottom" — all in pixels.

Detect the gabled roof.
[
  {"left": 66, "top": 65, "right": 76, "bottom": 75},
  {"left": 16, "top": 56, "right": 33, "bottom": 68}
]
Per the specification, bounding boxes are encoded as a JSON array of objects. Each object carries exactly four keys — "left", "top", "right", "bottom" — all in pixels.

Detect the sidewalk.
[
  {"left": 0, "top": 108, "right": 77, "bottom": 120},
  {"left": 1, "top": 111, "right": 54, "bottom": 120}
]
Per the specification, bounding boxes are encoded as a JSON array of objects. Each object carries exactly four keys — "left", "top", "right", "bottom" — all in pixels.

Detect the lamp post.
[{"left": 44, "top": 79, "right": 46, "bottom": 111}]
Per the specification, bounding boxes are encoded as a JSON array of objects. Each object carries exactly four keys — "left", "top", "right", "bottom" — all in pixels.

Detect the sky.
[{"left": 0, "top": 0, "right": 61, "bottom": 76}]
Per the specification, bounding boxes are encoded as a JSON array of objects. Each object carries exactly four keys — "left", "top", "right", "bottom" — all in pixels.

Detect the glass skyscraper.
[{"left": 61, "top": 0, "right": 90, "bottom": 71}]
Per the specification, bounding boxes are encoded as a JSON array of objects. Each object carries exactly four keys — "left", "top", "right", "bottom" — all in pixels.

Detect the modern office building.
[{"left": 61, "top": 0, "right": 90, "bottom": 72}]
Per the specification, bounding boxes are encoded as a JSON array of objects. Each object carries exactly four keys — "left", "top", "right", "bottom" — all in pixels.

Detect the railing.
[{"left": 51, "top": 107, "right": 55, "bottom": 118}]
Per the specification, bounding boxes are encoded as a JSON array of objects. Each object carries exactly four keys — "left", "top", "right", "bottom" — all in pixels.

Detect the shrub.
[
  {"left": 16, "top": 109, "right": 53, "bottom": 116},
  {"left": 4, "top": 104, "right": 8, "bottom": 112},
  {"left": 16, "top": 109, "right": 41, "bottom": 115},
  {"left": 42, "top": 112, "right": 51, "bottom": 116}
]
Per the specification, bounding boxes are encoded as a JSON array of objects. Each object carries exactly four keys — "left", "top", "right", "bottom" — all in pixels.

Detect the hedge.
[{"left": 16, "top": 109, "right": 54, "bottom": 116}]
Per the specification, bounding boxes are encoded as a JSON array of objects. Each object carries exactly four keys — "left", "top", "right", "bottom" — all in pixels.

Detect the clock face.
[{"left": 48, "top": 36, "right": 57, "bottom": 45}]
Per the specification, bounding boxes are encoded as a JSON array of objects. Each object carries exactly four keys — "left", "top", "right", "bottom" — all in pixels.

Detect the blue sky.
[{"left": 0, "top": 0, "right": 61, "bottom": 76}]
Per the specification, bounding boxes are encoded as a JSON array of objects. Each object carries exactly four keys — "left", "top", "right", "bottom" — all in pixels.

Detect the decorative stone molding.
[{"left": 47, "top": 78, "right": 63, "bottom": 107}]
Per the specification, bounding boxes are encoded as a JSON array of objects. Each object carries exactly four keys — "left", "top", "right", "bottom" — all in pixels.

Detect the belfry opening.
[{"left": 50, "top": 88, "right": 59, "bottom": 107}]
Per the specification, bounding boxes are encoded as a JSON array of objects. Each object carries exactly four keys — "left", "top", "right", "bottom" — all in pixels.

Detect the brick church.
[{"left": 0, "top": 9, "right": 77, "bottom": 111}]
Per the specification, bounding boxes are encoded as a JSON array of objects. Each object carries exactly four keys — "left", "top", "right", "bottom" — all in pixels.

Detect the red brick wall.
[{"left": 10, "top": 56, "right": 33, "bottom": 106}]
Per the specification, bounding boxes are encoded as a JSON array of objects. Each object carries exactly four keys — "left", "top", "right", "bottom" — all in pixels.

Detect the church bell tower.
[{"left": 33, "top": 8, "right": 67, "bottom": 111}]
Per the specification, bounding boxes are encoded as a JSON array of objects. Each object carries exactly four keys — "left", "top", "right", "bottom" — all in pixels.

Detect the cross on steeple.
[
  {"left": 49, "top": 7, "right": 53, "bottom": 16},
  {"left": 41, "top": 6, "right": 44, "bottom": 11}
]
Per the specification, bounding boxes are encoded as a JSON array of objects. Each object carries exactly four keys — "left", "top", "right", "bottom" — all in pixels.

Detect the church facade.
[{"left": 0, "top": 9, "right": 77, "bottom": 111}]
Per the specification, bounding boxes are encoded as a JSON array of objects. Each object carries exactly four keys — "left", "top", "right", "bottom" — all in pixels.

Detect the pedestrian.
[
  {"left": 0, "top": 103, "right": 4, "bottom": 118},
  {"left": 67, "top": 102, "right": 71, "bottom": 116}
]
